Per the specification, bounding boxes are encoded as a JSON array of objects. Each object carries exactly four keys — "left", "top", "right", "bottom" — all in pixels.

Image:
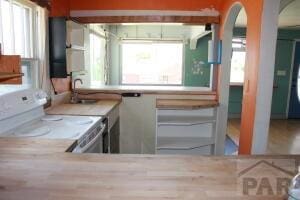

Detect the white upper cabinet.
[{"left": 66, "top": 20, "right": 87, "bottom": 73}]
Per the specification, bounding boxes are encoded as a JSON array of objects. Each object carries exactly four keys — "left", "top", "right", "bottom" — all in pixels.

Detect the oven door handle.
[{"left": 73, "top": 124, "right": 106, "bottom": 153}]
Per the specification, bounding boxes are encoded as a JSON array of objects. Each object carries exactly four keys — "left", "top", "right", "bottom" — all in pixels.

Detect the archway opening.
[
  {"left": 223, "top": 0, "right": 300, "bottom": 155},
  {"left": 220, "top": 3, "right": 248, "bottom": 155}
]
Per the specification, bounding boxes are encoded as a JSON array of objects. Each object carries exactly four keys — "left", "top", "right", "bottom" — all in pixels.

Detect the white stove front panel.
[{"left": 0, "top": 89, "right": 47, "bottom": 121}]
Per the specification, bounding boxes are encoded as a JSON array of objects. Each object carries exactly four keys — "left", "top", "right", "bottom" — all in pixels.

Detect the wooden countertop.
[
  {"left": 156, "top": 99, "right": 219, "bottom": 109},
  {"left": 46, "top": 100, "right": 121, "bottom": 116},
  {"left": 76, "top": 85, "right": 217, "bottom": 96},
  {"left": 0, "top": 138, "right": 76, "bottom": 154},
  {"left": 0, "top": 138, "right": 298, "bottom": 200}
]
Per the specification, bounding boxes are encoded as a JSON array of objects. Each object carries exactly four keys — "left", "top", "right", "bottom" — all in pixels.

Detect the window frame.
[
  {"left": 88, "top": 25, "right": 108, "bottom": 86},
  {"left": 119, "top": 39, "right": 185, "bottom": 86},
  {"left": 89, "top": 30, "right": 107, "bottom": 86},
  {"left": 0, "top": 0, "right": 40, "bottom": 88},
  {"left": 0, "top": 0, "right": 37, "bottom": 59},
  {"left": 21, "top": 58, "right": 39, "bottom": 88}
]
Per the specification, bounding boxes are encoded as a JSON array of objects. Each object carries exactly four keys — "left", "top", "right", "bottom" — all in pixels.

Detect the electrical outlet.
[{"left": 277, "top": 70, "right": 286, "bottom": 76}]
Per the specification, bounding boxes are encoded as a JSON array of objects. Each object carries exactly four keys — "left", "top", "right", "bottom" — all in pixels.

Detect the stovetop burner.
[
  {"left": 41, "top": 116, "right": 63, "bottom": 121},
  {"left": 70, "top": 118, "right": 94, "bottom": 125},
  {"left": 13, "top": 124, "right": 51, "bottom": 137}
]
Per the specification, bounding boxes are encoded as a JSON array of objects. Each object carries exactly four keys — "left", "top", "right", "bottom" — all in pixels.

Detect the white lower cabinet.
[{"left": 156, "top": 108, "right": 217, "bottom": 155}]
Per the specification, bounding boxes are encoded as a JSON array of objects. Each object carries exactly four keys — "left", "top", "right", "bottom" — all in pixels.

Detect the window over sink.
[
  {"left": 230, "top": 38, "right": 246, "bottom": 84},
  {"left": 121, "top": 41, "right": 184, "bottom": 85}
]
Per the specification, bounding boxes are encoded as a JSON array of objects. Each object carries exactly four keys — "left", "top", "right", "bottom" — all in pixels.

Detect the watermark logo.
[{"left": 237, "top": 159, "right": 298, "bottom": 198}]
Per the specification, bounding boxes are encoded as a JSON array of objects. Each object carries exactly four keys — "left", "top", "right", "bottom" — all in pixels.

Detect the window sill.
[
  {"left": 76, "top": 85, "right": 217, "bottom": 96},
  {"left": 230, "top": 83, "right": 244, "bottom": 87}
]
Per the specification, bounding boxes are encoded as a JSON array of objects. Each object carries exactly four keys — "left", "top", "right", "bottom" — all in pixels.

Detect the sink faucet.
[{"left": 71, "top": 78, "right": 83, "bottom": 103}]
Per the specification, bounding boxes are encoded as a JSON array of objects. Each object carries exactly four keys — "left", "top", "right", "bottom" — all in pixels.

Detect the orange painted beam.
[
  {"left": 69, "top": 0, "right": 222, "bottom": 11},
  {"left": 50, "top": 0, "right": 224, "bottom": 16},
  {"left": 50, "top": 0, "right": 70, "bottom": 17}
]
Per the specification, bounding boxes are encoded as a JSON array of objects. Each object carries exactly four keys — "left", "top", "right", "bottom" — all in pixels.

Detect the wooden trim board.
[
  {"left": 0, "top": 55, "right": 22, "bottom": 84},
  {"left": 156, "top": 99, "right": 219, "bottom": 109}
]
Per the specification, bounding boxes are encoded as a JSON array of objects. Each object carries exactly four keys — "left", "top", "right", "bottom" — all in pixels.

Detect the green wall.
[
  {"left": 184, "top": 35, "right": 211, "bottom": 87},
  {"left": 229, "top": 28, "right": 300, "bottom": 118}
]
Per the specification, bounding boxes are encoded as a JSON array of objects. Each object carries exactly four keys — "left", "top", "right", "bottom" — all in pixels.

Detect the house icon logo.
[{"left": 237, "top": 159, "right": 298, "bottom": 198}]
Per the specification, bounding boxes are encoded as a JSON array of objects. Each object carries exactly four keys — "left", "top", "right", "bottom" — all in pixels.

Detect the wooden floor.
[{"left": 227, "top": 118, "right": 300, "bottom": 154}]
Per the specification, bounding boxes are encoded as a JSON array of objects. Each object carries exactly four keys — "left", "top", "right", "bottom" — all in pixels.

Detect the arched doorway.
[
  {"left": 219, "top": 0, "right": 281, "bottom": 155},
  {"left": 218, "top": 3, "right": 248, "bottom": 155},
  {"left": 225, "top": 6, "right": 248, "bottom": 155}
]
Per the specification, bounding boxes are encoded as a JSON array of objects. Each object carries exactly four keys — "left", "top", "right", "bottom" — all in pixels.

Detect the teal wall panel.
[
  {"left": 228, "top": 87, "right": 243, "bottom": 115},
  {"left": 271, "top": 39, "right": 294, "bottom": 116},
  {"left": 228, "top": 28, "right": 300, "bottom": 118}
]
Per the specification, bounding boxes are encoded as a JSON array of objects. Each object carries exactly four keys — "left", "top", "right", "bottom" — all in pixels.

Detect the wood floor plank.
[{"left": 227, "top": 119, "right": 300, "bottom": 154}]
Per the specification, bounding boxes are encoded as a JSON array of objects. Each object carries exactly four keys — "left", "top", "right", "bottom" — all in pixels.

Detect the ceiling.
[{"left": 235, "top": 0, "right": 300, "bottom": 29}]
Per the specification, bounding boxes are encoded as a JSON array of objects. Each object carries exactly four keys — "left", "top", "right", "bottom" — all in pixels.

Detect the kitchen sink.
[{"left": 71, "top": 100, "right": 98, "bottom": 104}]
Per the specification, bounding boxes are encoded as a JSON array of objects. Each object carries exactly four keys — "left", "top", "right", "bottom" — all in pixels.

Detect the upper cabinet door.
[{"left": 49, "top": 17, "right": 67, "bottom": 78}]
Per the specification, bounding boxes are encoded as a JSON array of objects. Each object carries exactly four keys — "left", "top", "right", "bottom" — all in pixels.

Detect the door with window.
[{"left": 288, "top": 42, "right": 300, "bottom": 118}]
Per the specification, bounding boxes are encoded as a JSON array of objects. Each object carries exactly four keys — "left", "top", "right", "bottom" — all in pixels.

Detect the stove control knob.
[
  {"left": 0, "top": 100, "right": 4, "bottom": 111},
  {"left": 0, "top": 100, "right": 10, "bottom": 111},
  {"left": 35, "top": 90, "right": 48, "bottom": 100},
  {"left": 3, "top": 102, "right": 11, "bottom": 110}
]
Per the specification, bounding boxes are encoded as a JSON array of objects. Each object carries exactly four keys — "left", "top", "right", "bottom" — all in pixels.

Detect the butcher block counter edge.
[
  {"left": 46, "top": 100, "right": 121, "bottom": 116},
  {"left": 156, "top": 99, "right": 219, "bottom": 109},
  {"left": 0, "top": 137, "right": 77, "bottom": 154}
]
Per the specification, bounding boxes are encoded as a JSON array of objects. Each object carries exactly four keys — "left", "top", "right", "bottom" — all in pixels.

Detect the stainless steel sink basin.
[{"left": 70, "top": 100, "right": 98, "bottom": 105}]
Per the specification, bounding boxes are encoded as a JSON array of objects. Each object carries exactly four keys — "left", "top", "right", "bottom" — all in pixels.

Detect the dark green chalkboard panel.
[{"left": 184, "top": 35, "right": 211, "bottom": 87}]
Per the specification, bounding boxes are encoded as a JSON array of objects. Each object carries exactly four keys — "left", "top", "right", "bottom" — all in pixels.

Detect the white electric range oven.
[{"left": 0, "top": 88, "right": 107, "bottom": 153}]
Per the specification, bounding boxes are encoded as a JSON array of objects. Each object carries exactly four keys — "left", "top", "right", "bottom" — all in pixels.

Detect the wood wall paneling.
[
  {"left": 0, "top": 55, "right": 22, "bottom": 84},
  {"left": 51, "top": 77, "right": 71, "bottom": 94}
]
